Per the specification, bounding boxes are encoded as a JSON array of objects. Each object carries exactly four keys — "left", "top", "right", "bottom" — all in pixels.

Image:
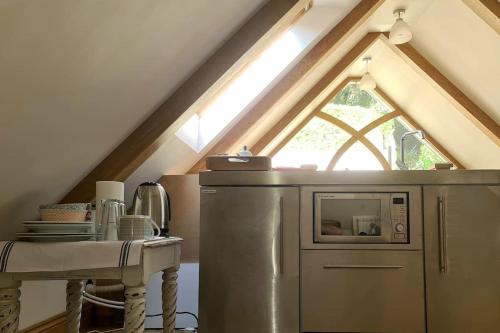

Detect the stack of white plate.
[{"left": 17, "top": 221, "right": 101, "bottom": 242}]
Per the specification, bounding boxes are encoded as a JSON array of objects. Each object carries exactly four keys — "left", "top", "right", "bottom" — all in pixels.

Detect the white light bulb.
[{"left": 389, "top": 17, "right": 412, "bottom": 44}]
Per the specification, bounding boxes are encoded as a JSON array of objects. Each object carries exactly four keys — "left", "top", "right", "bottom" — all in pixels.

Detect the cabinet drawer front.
[{"left": 301, "top": 250, "right": 425, "bottom": 333}]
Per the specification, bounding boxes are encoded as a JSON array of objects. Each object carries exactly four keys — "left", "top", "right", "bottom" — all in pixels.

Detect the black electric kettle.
[{"left": 132, "top": 182, "right": 171, "bottom": 237}]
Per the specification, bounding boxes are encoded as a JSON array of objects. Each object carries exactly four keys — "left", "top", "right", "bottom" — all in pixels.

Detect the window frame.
[{"left": 266, "top": 79, "right": 461, "bottom": 170}]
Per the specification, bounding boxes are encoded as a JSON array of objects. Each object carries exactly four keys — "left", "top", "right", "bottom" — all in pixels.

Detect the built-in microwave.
[
  {"left": 301, "top": 186, "right": 422, "bottom": 250},
  {"left": 314, "top": 192, "right": 408, "bottom": 244}
]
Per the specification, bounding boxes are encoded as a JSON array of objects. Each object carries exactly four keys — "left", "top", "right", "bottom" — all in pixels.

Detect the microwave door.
[{"left": 314, "top": 193, "right": 391, "bottom": 244}]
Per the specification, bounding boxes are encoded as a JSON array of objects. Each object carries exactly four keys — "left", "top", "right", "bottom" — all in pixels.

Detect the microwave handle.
[{"left": 438, "top": 195, "right": 448, "bottom": 274}]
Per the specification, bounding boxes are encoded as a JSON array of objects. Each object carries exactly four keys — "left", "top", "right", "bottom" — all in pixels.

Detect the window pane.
[
  {"left": 177, "top": 30, "right": 304, "bottom": 152},
  {"left": 365, "top": 116, "right": 447, "bottom": 170},
  {"left": 333, "top": 141, "right": 384, "bottom": 171},
  {"left": 321, "top": 84, "right": 391, "bottom": 130},
  {"left": 272, "top": 117, "right": 350, "bottom": 170}
]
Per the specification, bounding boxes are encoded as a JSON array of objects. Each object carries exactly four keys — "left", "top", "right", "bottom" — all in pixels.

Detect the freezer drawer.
[{"left": 301, "top": 250, "right": 425, "bottom": 333}]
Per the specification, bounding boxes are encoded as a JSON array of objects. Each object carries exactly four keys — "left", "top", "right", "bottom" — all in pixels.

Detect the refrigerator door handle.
[
  {"left": 438, "top": 195, "right": 448, "bottom": 274},
  {"left": 279, "top": 196, "right": 284, "bottom": 275}
]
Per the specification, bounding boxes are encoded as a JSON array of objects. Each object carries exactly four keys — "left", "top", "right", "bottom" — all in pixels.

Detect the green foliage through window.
[{"left": 271, "top": 83, "right": 450, "bottom": 170}]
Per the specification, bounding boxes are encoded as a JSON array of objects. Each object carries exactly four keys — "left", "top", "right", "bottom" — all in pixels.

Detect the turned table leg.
[
  {"left": 0, "top": 281, "right": 21, "bottom": 333},
  {"left": 162, "top": 265, "right": 179, "bottom": 333},
  {"left": 124, "top": 285, "right": 146, "bottom": 333},
  {"left": 66, "top": 280, "right": 84, "bottom": 333}
]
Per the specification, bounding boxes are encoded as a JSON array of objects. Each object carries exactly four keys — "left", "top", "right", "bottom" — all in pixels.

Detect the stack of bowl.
[
  {"left": 17, "top": 203, "right": 100, "bottom": 242},
  {"left": 40, "top": 203, "right": 90, "bottom": 222}
]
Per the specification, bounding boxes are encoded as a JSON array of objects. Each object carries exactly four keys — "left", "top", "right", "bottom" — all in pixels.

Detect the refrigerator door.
[
  {"left": 424, "top": 185, "right": 500, "bottom": 333},
  {"left": 199, "top": 186, "right": 299, "bottom": 333}
]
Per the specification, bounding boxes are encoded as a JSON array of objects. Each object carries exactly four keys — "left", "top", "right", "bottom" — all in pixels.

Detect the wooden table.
[{"left": 0, "top": 238, "right": 181, "bottom": 333}]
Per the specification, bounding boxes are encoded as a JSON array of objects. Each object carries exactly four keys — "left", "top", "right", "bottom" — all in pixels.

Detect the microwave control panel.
[{"left": 390, "top": 193, "right": 408, "bottom": 243}]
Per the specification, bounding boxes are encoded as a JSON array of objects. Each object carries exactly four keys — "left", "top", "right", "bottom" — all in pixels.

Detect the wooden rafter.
[
  {"left": 462, "top": 0, "right": 500, "bottom": 34},
  {"left": 188, "top": 1, "right": 386, "bottom": 173},
  {"left": 381, "top": 34, "right": 500, "bottom": 147},
  {"left": 59, "top": 0, "right": 305, "bottom": 203}
]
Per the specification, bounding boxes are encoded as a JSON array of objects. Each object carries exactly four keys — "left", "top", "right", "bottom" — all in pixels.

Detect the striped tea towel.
[{"left": 0, "top": 240, "right": 144, "bottom": 273}]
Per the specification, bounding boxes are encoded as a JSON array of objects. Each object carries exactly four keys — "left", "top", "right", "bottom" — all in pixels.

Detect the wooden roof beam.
[
  {"left": 188, "top": 0, "right": 386, "bottom": 173},
  {"left": 462, "top": 0, "right": 500, "bottom": 34},
  {"left": 381, "top": 34, "right": 500, "bottom": 147}
]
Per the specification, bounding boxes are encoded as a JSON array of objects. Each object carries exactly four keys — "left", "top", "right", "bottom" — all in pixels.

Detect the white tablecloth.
[{"left": 0, "top": 238, "right": 176, "bottom": 273}]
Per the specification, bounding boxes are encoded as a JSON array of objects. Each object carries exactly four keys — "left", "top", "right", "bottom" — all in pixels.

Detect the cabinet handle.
[
  {"left": 323, "top": 265, "right": 404, "bottom": 269},
  {"left": 279, "top": 197, "right": 284, "bottom": 275},
  {"left": 438, "top": 195, "right": 448, "bottom": 274}
]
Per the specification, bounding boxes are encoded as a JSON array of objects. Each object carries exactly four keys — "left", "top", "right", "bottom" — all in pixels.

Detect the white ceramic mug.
[{"left": 119, "top": 215, "right": 160, "bottom": 240}]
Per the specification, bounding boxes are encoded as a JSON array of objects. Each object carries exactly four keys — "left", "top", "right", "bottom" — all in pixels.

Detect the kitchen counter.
[{"left": 200, "top": 170, "right": 500, "bottom": 186}]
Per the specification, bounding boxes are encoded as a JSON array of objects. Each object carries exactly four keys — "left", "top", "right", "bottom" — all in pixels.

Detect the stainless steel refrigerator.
[
  {"left": 199, "top": 186, "right": 299, "bottom": 333},
  {"left": 423, "top": 185, "right": 500, "bottom": 333}
]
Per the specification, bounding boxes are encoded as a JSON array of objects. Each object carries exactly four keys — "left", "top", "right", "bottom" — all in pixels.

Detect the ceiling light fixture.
[
  {"left": 359, "top": 57, "right": 376, "bottom": 91},
  {"left": 389, "top": 9, "right": 412, "bottom": 44}
]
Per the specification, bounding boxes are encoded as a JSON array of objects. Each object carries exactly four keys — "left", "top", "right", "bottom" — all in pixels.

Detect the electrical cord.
[
  {"left": 84, "top": 281, "right": 198, "bottom": 331},
  {"left": 146, "top": 311, "right": 198, "bottom": 332}
]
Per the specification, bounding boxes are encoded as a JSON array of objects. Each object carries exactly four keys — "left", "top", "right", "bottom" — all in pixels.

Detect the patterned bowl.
[{"left": 40, "top": 209, "right": 88, "bottom": 222}]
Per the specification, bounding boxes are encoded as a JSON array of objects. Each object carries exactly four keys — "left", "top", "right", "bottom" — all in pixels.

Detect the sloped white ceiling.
[{"left": 410, "top": 0, "right": 500, "bottom": 123}]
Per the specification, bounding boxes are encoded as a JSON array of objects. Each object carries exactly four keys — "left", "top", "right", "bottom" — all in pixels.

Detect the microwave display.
[
  {"left": 393, "top": 197, "right": 405, "bottom": 204},
  {"left": 314, "top": 192, "right": 408, "bottom": 244}
]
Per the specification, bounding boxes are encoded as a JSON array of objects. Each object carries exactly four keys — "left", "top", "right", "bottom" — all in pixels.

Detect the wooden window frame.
[{"left": 266, "top": 78, "right": 465, "bottom": 170}]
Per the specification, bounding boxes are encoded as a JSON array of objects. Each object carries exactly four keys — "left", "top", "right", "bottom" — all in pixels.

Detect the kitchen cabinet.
[{"left": 423, "top": 185, "right": 500, "bottom": 332}]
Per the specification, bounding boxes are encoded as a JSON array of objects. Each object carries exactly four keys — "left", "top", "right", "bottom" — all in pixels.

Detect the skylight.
[{"left": 176, "top": 29, "right": 303, "bottom": 152}]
